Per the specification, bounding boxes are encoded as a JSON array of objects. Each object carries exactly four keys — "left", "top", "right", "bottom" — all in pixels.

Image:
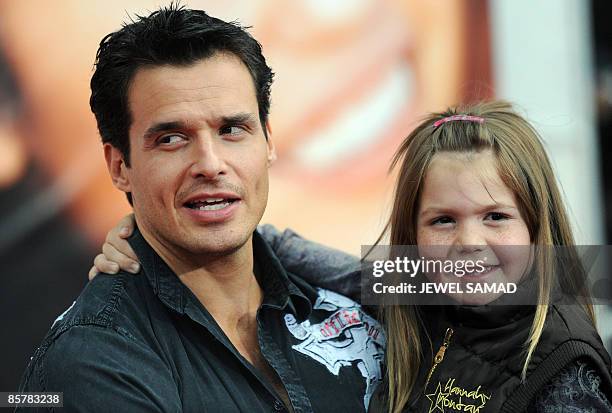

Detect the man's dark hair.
[{"left": 90, "top": 3, "right": 274, "bottom": 168}]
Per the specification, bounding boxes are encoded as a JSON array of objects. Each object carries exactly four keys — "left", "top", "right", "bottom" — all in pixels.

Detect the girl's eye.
[
  {"left": 431, "top": 216, "right": 455, "bottom": 225},
  {"left": 485, "top": 212, "right": 509, "bottom": 221},
  {"left": 158, "top": 134, "right": 186, "bottom": 145}
]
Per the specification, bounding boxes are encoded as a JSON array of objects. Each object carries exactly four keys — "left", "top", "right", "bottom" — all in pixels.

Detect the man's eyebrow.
[
  {"left": 220, "top": 113, "right": 258, "bottom": 125},
  {"left": 143, "top": 121, "right": 186, "bottom": 141},
  {"left": 142, "top": 114, "right": 259, "bottom": 141}
]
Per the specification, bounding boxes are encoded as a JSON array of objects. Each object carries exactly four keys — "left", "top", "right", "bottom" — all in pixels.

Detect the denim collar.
[{"left": 128, "top": 225, "right": 312, "bottom": 321}]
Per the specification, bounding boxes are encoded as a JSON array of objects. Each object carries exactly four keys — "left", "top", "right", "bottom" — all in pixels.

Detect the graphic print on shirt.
[{"left": 284, "top": 289, "right": 386, "bottom": 409}]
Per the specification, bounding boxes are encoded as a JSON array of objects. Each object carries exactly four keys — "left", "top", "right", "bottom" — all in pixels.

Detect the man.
[{"left": 18, "top": 6, "right": 384, "bottom": 412}]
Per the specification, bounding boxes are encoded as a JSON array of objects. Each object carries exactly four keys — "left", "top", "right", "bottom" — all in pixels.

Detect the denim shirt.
[{"left": 18, "top": 228, "right": 385, "bottom": 412}]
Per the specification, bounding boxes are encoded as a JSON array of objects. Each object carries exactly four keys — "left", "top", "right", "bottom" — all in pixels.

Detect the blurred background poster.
[{"left": 0, "top": 0, "right": 610, "bottom": 391}]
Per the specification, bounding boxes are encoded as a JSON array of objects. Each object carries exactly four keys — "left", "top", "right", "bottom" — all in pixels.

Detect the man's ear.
[
  {"left": 265, "top": 121, "right": 277, "bottom": 165},
  {"left": 104, "top": 143, "right": 131, "bottom": 192}
]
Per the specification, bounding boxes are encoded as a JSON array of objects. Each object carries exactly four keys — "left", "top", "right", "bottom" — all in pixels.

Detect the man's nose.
[
  {"left": 453, "top": 222, "right": 485, "bottom": 253},
  {"left": 189, "top": 138, "right": 226, "bottom": 180}
]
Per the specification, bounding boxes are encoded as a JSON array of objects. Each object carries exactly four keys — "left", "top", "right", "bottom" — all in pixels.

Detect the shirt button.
[{"left": 273, "top": 400, "right": 285, "bottom": 411}]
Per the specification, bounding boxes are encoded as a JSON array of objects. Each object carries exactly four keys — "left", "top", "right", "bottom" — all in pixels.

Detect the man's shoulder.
[
  {"left": 52, "top": 272, "right": 140, "bottom": 328},
  {"left": 19, "top": 315, "right": 180, "bottom": 412},
  {"left": 19, "top": 273, "right": 179, "bottom": 409},
  {"left": 33, "top": 272, "right": 153, "bottom": 359}
]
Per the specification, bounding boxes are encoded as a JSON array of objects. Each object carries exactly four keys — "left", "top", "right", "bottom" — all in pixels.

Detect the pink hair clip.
[{"left": 433, "top": 114, "right": 485, "bottom": 129}]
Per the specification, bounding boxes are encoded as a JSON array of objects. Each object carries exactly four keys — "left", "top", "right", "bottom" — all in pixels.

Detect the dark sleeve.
[
  {"left": 527, "top": 359, "right": 612, "bottom": 412},
  {"left": 17, "top": 325, "right": 181, "bottom": 413},
  {"left": 257, "top": 224, "right": 362, "bottom": 301}
]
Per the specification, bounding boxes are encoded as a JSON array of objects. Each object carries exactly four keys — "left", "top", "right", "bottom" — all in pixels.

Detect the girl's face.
[{"left": 416, "top": 150, "right": 532, "bottom": 304}]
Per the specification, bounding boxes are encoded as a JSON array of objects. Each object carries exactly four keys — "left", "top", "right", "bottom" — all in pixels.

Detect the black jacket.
[{"left": 368, "top": 302, "right": 612, "bottom": 412}]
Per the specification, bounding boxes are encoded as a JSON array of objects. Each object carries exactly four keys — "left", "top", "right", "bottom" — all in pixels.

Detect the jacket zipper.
[{"left": 424, "top": 327, "right": 454, "bottom": 393}]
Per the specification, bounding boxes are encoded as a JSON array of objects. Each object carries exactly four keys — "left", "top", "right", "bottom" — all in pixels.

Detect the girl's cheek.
[
  {"left": 417, "top": 227, "right": 453, "bottom": 246},
  {"left": 492, "top": 223, "right": 531, "bottom": 246},
  {"left": 495, "top": 245, "right": 532, "bottom": 283}
]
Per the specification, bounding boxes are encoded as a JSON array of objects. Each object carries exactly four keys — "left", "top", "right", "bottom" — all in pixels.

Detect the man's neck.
[
  {"left": 138, "top": 226, "right": 263, "bottom": 332},
  {"left": 178, "top": 249, "right": 263, "bottom": 333}
]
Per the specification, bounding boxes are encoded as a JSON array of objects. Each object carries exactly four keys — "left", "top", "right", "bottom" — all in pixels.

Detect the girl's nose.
[{"left": 453, "top": 222, "right": 486, "bottom": 253}]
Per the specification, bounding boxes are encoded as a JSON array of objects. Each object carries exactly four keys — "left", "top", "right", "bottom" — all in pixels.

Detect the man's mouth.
[{"left": 184, "top": 197, "right": 239, "bottom": 211}]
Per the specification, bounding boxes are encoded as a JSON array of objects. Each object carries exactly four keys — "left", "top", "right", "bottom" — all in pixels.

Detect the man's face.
[{"left": 107, "top": 53, "right": 275, "bottom": 263}]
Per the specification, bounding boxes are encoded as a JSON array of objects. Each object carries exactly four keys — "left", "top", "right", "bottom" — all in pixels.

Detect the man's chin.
[
  {"left": 190, "top": 243, "right": 243, "bottom": 258},
  {"left": 182, "top": 233, "right": 252, "bottom": 257}
]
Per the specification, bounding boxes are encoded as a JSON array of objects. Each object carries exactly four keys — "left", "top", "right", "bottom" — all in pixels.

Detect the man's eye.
[
  {"left": 431, "top": 216, "right": 454, "bottom": 225},
  {"left": 219, "top": 125, "right": 245, "bottom": 135},
  {"left": 158, "top": 134, "right": 185, "bottom": 145}
]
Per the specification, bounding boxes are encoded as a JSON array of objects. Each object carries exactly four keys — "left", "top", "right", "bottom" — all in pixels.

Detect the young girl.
[{"left": 93, "top": 100, "right": 612, "bottom": 412}]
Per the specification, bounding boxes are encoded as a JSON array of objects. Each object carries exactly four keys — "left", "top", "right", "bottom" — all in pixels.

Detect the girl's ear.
[{"left": 104, "top": 144, "right": 131, "bottom": 193}]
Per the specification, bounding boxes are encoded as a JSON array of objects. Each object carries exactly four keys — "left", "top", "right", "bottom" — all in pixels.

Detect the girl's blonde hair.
[{"left": 382, "top": 100, "right": 595, "bottom": 413}]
